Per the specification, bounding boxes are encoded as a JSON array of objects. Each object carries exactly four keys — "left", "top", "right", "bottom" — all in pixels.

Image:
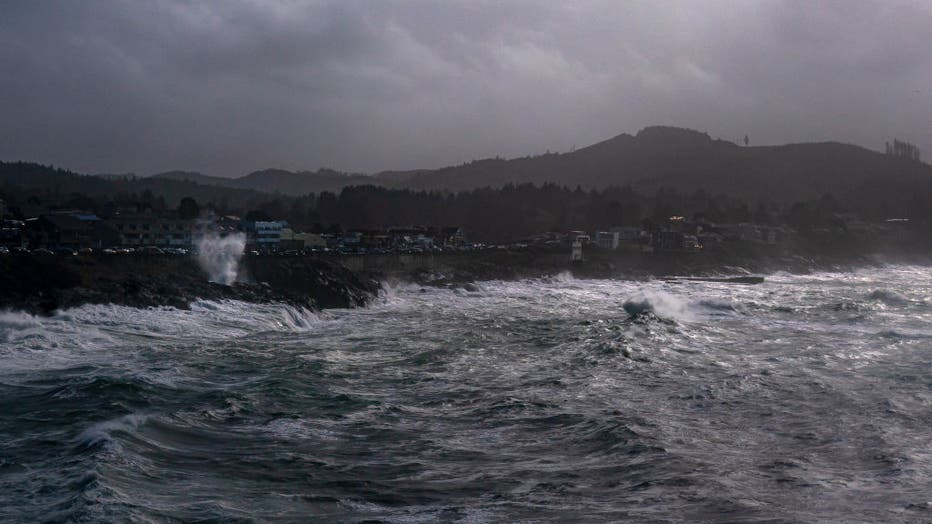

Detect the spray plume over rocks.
[{"left": 195, "top": 233, "right": 246, "bottom": 285}]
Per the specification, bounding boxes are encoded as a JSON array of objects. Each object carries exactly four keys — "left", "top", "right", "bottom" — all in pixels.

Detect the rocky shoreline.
[
  {"left": 0, "top": 254, "right": 381, "bottom": 315},
  {"left": 371, "top": 243, "right": 893, "bottom": 288},
  {"left": 2, "top": 241, "right": 927, "bottom": 316}
]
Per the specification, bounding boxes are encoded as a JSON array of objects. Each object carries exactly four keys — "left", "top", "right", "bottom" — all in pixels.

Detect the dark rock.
[{"left": 0, "top": 254, "right": 380, "bottom": 315}]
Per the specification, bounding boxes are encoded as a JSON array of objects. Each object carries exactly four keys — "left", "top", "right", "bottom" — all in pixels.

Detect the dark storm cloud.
[{"left": 1, "top": 0, "right": 930, "bottom": 176}]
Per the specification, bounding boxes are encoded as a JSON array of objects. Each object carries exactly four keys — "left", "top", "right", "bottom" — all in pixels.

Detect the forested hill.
[
  {"left": 4, "top": 126, "right": 932, "bottom": 215},
  {"left": 153, "top": 168, "right": 384, "bottom": 196},
  {"left": 388, "top": 126, "right": 932, "bottom": 202},
  {"left": 147, "top": 126, "right": 932, "bottom": 207},
  {"left": 0, "top": 161, "right": 268, "bottom": 210}
]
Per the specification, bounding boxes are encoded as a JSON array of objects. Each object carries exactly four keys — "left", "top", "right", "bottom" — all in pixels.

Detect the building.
[
  {"left": 0, "top": 219, "right": 25, "bottom": 248},
  {"left": 279, "top": 227, "right": 302, "bottom": 251},
  {"left": 110, "top": 214, "right": 212, "bottom": 247},
  {"left": 611, "top": 226, "right": 648, "bottom": 249},
  {"left": 215, "top": 215, "right": 243, "bottom": 235},
  {"left": 440, "top": 227, "right": 467, "bottom": 248},
  {"left": 651, "top": 230, "right": 702, "bottom": 252},
  {"left": 279, "top": 228, "right": 328, "bottom": 251},
  {"left": 243, "top": 220, "right": 284, "bottom": 251},
  {"left": 652, "top": 231, "right": 684, "bottom": 251},
  {"left": 297, "top": 232, "right": 327, "bottom": 250},
  {"left": 595, "top": 231, "right": 620, "bottom": 249},
  {"left": 28, "top": 213, "right": 120, "bottom": 249}
]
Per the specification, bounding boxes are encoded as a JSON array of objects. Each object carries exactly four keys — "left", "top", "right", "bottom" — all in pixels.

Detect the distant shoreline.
[{"left": 350, "top": 243, "right": 925, "bottom": 287}]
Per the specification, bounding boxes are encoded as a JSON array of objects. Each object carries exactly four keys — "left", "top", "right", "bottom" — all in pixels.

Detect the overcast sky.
[{"left": 1, "top": 0, "right": 930, "bottom": 177}]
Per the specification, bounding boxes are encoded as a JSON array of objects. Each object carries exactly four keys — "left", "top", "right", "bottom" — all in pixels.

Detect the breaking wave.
[
  {"left": 622, "top": 289, "right": 701, "bottom": 321},
  {"left": 75, "top": 413, "right": 149, "bottom": 450}
]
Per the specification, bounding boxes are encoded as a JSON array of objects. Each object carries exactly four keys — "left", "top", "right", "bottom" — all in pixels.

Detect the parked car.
[
  {"left": 32, "top": 248, "right": 54, "bottom": 255},
  {"left": 0, "top": 246, "right": 9, "bottom": 254}
]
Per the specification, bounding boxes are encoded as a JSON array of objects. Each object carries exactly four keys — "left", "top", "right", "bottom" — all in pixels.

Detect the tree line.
[
  {"left": 885, "top": 139, "right": 921, "bottom": 162},
  {"left": 3, "top": 178, "right": 897, "bottom": 243}
]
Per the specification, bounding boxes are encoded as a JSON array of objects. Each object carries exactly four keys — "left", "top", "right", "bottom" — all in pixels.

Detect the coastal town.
[{"left": 0, "top": 194, "right": 820, "bottom": 258}]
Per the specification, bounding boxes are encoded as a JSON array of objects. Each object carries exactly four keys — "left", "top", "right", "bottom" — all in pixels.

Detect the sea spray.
[
  {"left": 195, "top": 233, "right": 246, "bottom": 285},
  {"left": 623, "top": 288, "right": 694, "bottom": 321}
]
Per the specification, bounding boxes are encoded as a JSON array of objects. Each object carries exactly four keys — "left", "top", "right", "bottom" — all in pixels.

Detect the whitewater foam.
[{"left": 4, "top": 265, "right": 932, "bottom": 522}]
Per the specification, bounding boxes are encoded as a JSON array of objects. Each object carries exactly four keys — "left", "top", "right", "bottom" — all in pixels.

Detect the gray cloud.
[{"left": 1, "top": 0, "right": 930, "bottom": 176}]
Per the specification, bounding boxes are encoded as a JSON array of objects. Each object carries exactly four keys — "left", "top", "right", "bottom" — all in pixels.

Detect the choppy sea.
[{"left": 1, "top": 266, "right": 931, "bottom": 522}]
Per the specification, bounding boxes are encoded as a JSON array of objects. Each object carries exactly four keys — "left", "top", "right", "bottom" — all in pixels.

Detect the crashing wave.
[
  {"left": 866, "top": 289, "right": 910, "bottom": 305},
  {"left": 623, "top": 298, "right": 654, "bottom": 318},
  {"left": 622, "top": 289, "right": 693, "bottom": 321}
]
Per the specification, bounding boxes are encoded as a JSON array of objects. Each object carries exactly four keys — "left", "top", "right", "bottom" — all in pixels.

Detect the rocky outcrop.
[
  {"left": 241, "top": 256, "right": 381, "bottom": 310},
  {"left": 0, "top": 254, "right": 381, "bottom": 315}
]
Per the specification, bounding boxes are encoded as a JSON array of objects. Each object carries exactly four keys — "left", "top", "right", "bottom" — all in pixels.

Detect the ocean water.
[{"left": 1, "top": 267, "right": 931, "bottom": 522}]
